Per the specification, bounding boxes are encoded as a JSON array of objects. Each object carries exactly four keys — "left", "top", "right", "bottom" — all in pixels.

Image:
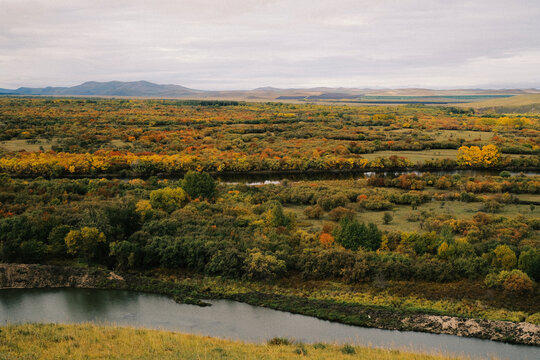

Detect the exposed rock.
[
  {"left": 402, "top": 314, "right": 540, "bottom": 345},
  {"left": 0, "top": 263, "right": 123, "bottom": 289}
]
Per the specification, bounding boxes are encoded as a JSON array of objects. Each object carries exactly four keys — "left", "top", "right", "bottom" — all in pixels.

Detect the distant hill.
[
  {"left": 465, "top": 94, "right": 540, "bottom": 113},
  {"left": 0, "top": 81, "right": 207, "bottom": 97},
  {"left": 0, "top": 81, "right": 538, "bottom": 102}
]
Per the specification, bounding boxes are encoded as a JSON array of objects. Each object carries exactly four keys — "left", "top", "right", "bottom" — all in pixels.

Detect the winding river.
[{"left": 1, "top": 288, "right": 538, "bottom": 359}]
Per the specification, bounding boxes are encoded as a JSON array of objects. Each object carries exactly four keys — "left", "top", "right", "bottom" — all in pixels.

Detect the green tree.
[
  {"left": 383, "top": 212, "right": 393, "bottom": 225},
  {"left": 518, "top": 248, "right": 540, "bottom": 281},
  {"left": 333, "top": 217, "right": 381, "bottom": 251},
  {"left": 181, "top": 171, "right": 216, "bottom": 200},
  {"left": 265, "top": 202, "right": 295, "bottom": 229},
  {"left": 64, "top": 227, "right": 106, "bottom": 262},
  {"left": 149, "top": 187, "right": 188, "bottom": 213},
  {"left": 47, "top": 225, "right": 71, "bottom": 257}
]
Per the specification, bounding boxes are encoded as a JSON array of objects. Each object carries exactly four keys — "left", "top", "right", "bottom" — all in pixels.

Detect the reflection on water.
[{"left": 0, "top": 288, "right": 539, "bottom": 360}]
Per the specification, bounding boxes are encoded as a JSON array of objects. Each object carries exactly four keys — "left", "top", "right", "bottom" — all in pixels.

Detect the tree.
[
  {"left": 518, "top": 249, "right": 540, "bottom": 281},
  {"left": 383, "top": 212, "right": 393, "bottom": 224},
  {"left": 319, "top": 233, "right": 335, "bottom": 247},
  {"left": 492, "top": 245, "right": 517, "bottom": 270},
  {"left": 149, "top": 187, "right": 188, "bottom": 213},
  {"left": 457, "top": 145, "right": 501, "bottom": 167},
  {"left": 333, "top": 217, "right": 382, "bottom": 251},
  {"left": 265, "top": 202, "right": 295, "bottom": 229},
  {"left": 65, "top": 227, "right": 106, "bottom": 262},
  {"left": 47, "top": 225, "right": 71, "bottom": 257},
  {"left": 181, "top": 171, "right": 216, "bottom": 200}
]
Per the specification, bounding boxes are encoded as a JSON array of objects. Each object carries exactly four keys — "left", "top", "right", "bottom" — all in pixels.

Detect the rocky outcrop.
[
  {"left": 0, "top": 263, "right": 124, "bottom": 289},
  {"left": 402, "top": 314, "right": 540, "bottom": 346}
]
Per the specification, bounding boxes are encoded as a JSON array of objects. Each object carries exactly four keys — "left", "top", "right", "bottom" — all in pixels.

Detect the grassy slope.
[
  {"left": 463, "top": 94, "right": 540, "bottom": 113},
  {"left": 0, "top": 324, "right": 463, "bottom": 360}
]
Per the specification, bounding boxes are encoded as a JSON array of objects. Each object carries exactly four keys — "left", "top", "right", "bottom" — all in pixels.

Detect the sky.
[{"left": 1, "top": 0, "right": 539, "bottom": 90}]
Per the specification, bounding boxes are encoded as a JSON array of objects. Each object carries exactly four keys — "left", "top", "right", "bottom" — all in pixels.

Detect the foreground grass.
[{"left": 0, "top": 324, "right": 464, "bottom": 360}]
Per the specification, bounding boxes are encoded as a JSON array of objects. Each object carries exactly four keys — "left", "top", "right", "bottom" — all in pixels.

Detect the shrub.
[
  {"left": 244, "top": 250, "right": 286, "bottom": 280},
  {"left": 304, "top": 204, "right": 324, "bottom": 219},
  {"left": 317, "top": 193, "right": 349, "bottom": 211},
  {"left": 341, "top": 344, "right": 356, "bottom": 354},
  {"left": 526, "top": 313, "right": 540, "bottom": 325},
  {"left": 482, "top": 200, "right": 501, "bottom": 213},
  {"left": 502, "top": 270, "right": 535, "bottom": 293},
  {"left": 485, "top": 269, "right": 535, "bottom": 293},
  {"left": 357, "top": 195, "right": 393, "bottom": 211},
  {"left": 383, "top": 212, "right": 393, "bottom": 224},
  {"left": 267, "top": 337, "right": 292, "bottom": 346},
  {"left": 319, "top": 233, "right": 335, "bottom": 247},
  {"left": 328, "top": 206, "right": 354, "bottom": 221}
]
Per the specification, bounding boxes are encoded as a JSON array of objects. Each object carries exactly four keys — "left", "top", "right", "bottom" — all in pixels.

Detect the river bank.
[
  {"left": 1, "top": 263, "right": 539, "bottom": 346},
  {"left": 0, "top": 323, "right": 463, "bottom": 360}
]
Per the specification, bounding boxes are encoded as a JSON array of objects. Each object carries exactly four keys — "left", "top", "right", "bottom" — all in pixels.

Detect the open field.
[
  {"left": 0, "top": 138, "right": 55, "bottom": 152},
  {"left": 464, "top": 94, "right": 540, "bottom": 114}
]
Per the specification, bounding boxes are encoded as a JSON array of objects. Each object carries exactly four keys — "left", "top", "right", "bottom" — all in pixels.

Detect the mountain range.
[{"left": 1, "top": 80, "right": 539, "bottom": 101}]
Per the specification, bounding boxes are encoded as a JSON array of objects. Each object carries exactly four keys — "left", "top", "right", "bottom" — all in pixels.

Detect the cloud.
[{"left": 0, "top": 0, "right": 539, "bottom": 89}]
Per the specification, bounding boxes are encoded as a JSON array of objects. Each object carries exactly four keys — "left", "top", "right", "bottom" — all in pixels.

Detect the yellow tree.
[{"left": 457, "top": 145, "right": 501, "bottom": 167}]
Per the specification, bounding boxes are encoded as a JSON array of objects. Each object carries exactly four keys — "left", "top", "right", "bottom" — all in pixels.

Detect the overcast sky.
[{"left": 1, "top": 0, "right": 539, "bottom": 90}]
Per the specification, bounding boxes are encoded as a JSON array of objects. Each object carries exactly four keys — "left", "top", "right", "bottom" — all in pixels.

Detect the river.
[{"left": 0, "top": 288, "right": 538, "bottom": 359}]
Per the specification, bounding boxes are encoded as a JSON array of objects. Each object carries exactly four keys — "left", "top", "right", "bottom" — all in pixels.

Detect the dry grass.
[
  {"left": 0, "top": 139, "right": 54, "bottom": 152},
  {"left": 360, "top": 149, "right": 532, "bottom": 162},
  {"left": 0, "top": 323, "right": 465, "bottom": 360}
]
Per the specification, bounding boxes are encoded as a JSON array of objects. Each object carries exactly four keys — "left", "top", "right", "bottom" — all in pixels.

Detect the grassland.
[
  {"left": 464, "top": 94, "right": 540, "bottom": 113},
  {"left": 0, "top": 138, "right": 55, "bottom": 152},
  {"left": 0, "top": 323, "right": 465, "bottom": 360}
]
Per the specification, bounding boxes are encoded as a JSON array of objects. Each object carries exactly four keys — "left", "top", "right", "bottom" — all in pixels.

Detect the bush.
[
  {"left": 328, "top": 206, "right": 354, "bottom": 221},
  {"left": 383, "top": 212, "right": 393, "bottom": 224},
  {"left": 244, "top": 250, "right": 286, "bottom": 280},
  {"left": 317, "top": 193, "right": 349, "bottom": 211},
  {"left": 267, "top": 337, "right": 292, "bottom": 346},
  {"left": 526, "top": 312, "right": 540, "bottom": 325},
  {"left": 341, "top": 344, "right": 356, "bottom": 354},
  {"left": 485, "top": 269, "right": 535, "bottom": 293},
  {"left": 304, "top": 204, "right": 324, "bottom": 219},
  {"left": 502, "top": 270, "right": 535, "bottom": 293},
  {"left": 482, "top": 200, "right": 501, "bottom": 213},
  {"left": 357, "top": 195, "right": 393, "bottom": 211}
]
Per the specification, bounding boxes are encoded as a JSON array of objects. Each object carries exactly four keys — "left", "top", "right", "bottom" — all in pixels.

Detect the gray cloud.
[{"left": 0, "top": 0, "right": 539, "bottom": 89}]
